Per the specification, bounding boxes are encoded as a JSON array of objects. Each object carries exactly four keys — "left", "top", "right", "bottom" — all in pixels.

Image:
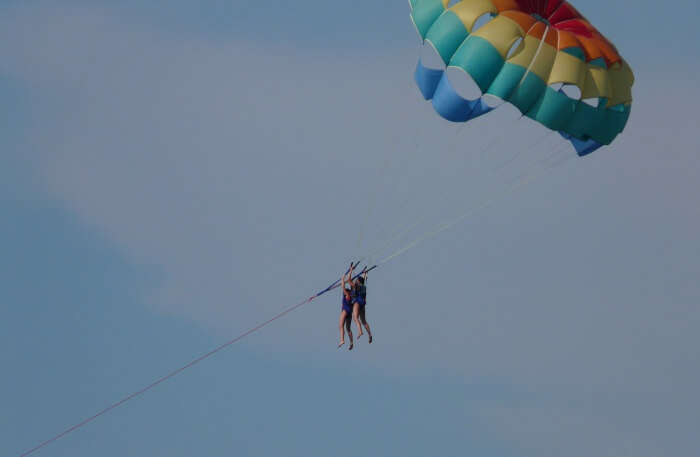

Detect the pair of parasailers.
[{"left": 338, "top": 263, "right": 373, "bottom": 350}]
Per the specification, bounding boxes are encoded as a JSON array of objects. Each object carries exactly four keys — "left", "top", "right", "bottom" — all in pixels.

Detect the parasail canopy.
[{"left": 410, "top": 0, "right": 634, "bottom": 156}]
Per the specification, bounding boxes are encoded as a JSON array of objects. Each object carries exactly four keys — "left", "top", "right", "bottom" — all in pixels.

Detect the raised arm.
[{"left": 342, "top": 262, "right": 352, "bottom": 290}]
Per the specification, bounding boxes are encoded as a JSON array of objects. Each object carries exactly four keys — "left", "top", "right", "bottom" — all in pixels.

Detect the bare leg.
[
  {"left": 359, "top": 307, "right": 372, "bottom": 343},
  {"left": 345, "top": 316, "right": 354, "bottom": 350},
  {"left": 338, "top": 311, "right": 348, "bottom": 348},
  {"left": 353, "top": 303, "right": 363, "bottom": 339}
]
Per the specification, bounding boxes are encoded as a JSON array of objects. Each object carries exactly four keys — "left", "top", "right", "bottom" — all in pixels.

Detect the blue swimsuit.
[
  {"left": 353, "top": 284, "right": 366, "bottom": 307},
  {"left": 342, "top": 290, "right": 353, "bottom": 315}
]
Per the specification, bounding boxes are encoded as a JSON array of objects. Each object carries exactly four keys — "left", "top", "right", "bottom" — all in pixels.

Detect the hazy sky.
[{"left": 3, "top": 1, "right": 699, "bottom": 456}]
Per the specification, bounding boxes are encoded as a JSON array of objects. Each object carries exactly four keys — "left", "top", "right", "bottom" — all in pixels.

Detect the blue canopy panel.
[
  {"left": 416, "top": 60, "right": 604, "bottom": 157},
  {"left": 432, "top": 72, "right": 493, "bottom": 122},
  {"left": 559, "top": 132, "right": 603, "bottom": 157},
  {"left": 414, "top": 59, "right": 443, "bottom": 100},
  {"left": 414, "top": 60, "right": 493, "bottom": 123}
]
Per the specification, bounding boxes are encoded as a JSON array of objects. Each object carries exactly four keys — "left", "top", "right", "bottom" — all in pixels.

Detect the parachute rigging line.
[
  {"left": 355, "top": 114, "right": 482, "bottom": 268},
  {"left": 377, "top": 147, "right": 574, "bottom": 266},
  {"left": 358, "top": 118, "right": 564, "bottom": 266},
  {"left": 356, "top": 77, "right": 429, "bottom": 256},
  {"left": 491, "top": 128, "right": 554, "bottom": 173}
]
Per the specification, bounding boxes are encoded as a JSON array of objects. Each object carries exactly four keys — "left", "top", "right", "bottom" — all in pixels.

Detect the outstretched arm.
[{"left": 342, "top": 262, "right": 352, "bottom": 290}]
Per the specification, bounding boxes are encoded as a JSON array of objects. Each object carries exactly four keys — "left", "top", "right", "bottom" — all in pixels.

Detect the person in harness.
[
  {"left": 350, "top": 264, "right": 373, "bottom": 344},
  {"left": 338, "top": 264, "right": 355, "bottom": 350}
]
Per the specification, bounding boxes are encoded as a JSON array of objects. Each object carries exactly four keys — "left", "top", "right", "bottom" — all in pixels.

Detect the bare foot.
[
  {"left": 358, "top": 330, "right": 364, "bottom": 339},
  {"left": 338, "top": 340, "right": 345, "bottom": 348}
]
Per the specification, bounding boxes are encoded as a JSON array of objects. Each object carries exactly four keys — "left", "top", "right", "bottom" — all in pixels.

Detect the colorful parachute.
[{"left": 410, "top": 0, "right": 634, "bottom": 156}]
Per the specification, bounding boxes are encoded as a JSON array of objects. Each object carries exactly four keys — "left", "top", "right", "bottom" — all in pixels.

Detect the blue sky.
[{"left": 3, "top": 1, "right": 700, "bottom": 456}]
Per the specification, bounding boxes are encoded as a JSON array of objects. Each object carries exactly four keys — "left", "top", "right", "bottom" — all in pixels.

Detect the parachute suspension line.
[
  {"left": 353, "top": 101, "right": 437, "bottom": 268},
  {"left": 491, "top": 128, "right": 555, "bottom": 173},
  {"left": 17, "top": 266, "right": 367, "bottom": 457},
  {"left": 506, "top": 23, "right": 552, "bottom": 131},
  {"left": 395, "top": 117, "right": 479, "bottom": 211},
  {"left": 477, "top": 113, "right": 526, "bottom": 167},
  {"left": 480, "top": 24, "right": 552, "bottom": 170},
  {"left": 355, "top": 106, "right": 482, "bottom": 268},
  {"left": 376, "top": 143, "right": 572, "bottom": 268},
  {"left": 517, "top": 25, "right": 551, "bottom": 90},
  {"left": 356, "top": 78, "right": 432, "bottom": 265},
  {"left": 473, "top": 26, "right": 551, "bottom": 166},
  {"left": 478, "top": 24, "right": 553, "bottom": 176},
  {"left": 355, "top": 123, "right": 400, "bottom": 255},
  {"left": 360, "top": 133, "right": 519, "bottom": 262},
  {"left": 449, "top": 113, "right": 478, "bottom": 150},
  {"left": 477, "top": 25, "right": 551, "bottom": 168},
  {"left": 496, "top": 142, "right": 573, "bottom": 198},
  {"left": 358, "top": 118, "right": 560, "bottom": 265},
  {"left": 356, "top": 116, "right": 493, "bottom": 266},
  {"left": 517, "top": 141, "right": 574, "bottom": 178},
  {"left": 377, "top": 147, "right": 575, "bottom": 266}
]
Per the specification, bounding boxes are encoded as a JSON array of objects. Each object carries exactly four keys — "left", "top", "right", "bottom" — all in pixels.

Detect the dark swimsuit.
[
  {"left": 352, "top": 284, "right": 366, "bottom": 307},
  {"left": 342, "top": 291, "right": 353, "bottom": 315}
]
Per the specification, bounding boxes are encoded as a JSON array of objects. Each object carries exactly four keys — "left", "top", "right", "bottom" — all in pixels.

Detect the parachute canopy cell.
[{"left": 410, "top": 0, "right": 634, "bottom": 156}]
